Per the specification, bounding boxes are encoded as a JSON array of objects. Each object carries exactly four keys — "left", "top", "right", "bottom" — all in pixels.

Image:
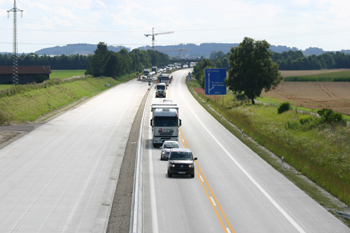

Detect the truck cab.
[
  {"left": 155, "top": 83, "right": 167, "bottom": 98},
  {"left": 150, "top": 104, "right": 181, "bottom": 147}
]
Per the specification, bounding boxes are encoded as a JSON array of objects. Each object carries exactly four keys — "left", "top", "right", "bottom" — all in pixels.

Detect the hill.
[
  {"left": 2, "top": 43, "right": 350, "bottom": 58},
  {"left": 35, "top": 44, "right": 130, "bottom": 56}
]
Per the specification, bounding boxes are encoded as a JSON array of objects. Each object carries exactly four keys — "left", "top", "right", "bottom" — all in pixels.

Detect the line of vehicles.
[
  {"left": 150, "top": 77, "right": 197, "bottom": 178},
  {"left": 142, "top": 62, "right": 196, "bottom": 80}
]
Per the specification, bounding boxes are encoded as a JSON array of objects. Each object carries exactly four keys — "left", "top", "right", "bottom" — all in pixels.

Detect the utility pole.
[
  {"left": 144, "top": 27, "right": 174, "bottom": 50},
  {"left": 7, "top": 0, "right": 23, "bottom": 86}
]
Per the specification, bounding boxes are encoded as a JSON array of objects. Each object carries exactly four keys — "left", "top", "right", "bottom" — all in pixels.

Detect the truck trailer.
[{"left": 150, "top": 103, "right": 181, "bottom": 147}]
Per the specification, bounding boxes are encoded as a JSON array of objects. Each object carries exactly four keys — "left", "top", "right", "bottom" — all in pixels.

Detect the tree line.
[
  {"left": 210, "top": 49, "right": 350, "bottom": 70},
  {"left": 86, "top": 42, "right": 169, "bottom": 78},
  {"left": 0, "top": 42, "right": 170, "bottom": 77},
  {"left": 0, "top": 53, "right": 89, "bottom": 70}
]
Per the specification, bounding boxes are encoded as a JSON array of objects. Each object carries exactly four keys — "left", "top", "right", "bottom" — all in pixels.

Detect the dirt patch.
[{"left": 261, "top": 82, "right": 350, "bottom": 115}]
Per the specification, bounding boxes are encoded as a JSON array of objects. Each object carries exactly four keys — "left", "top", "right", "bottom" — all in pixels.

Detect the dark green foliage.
[
  {"left": 273, "top": 50, "right": 350, "bottom": 70},
  {"left": 317, "top": 108, "right": 343, "bottom": 123},
  {"left": 0, "top": 53, "right": 89, "bottom": 70},
  {"left": 277, "top": 102, "right": 290, "bottom": 114},
  {"left": 192, "top": 59, "right": 214, "bottom": 88},
  {"left": 86, "top": 42, "right": 169, "bottom": 79},
  {"left": 226, "top": 37, "right": 283, "bottom": 104}
]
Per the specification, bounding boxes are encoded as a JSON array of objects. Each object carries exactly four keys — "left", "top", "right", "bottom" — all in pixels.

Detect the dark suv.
[{"left": 167, "top": 148, "right": 197, "bottom": 178}]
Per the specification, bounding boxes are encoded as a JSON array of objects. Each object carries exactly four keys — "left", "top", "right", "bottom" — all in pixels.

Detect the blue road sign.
[
  {"left": 188, "top": 72, "right": 192, "bottom": 82},
  {"left": 205, "top": 68, "right": 227, "bottom": 95}
]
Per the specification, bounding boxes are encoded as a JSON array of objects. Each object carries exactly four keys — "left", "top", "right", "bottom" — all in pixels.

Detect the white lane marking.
[
  {"left": 210, "top": 196, "right": 217, "bottom": 207},
  {"left": 199, "top": 175, "right": 204, "bottom": 182},
  {"left": 226, "top": 228, "right": 231, "bottom": 233},
  {"left": 149, "top": 119, "right": 159, "bottom": 233},
  {"left": 179, "top": 83, "right": 306, "bottom": 233}
]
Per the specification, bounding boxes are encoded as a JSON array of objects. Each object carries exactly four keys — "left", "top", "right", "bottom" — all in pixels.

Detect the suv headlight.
[{"left": 162, "top": 151, "right": 166, "bottom": 155}]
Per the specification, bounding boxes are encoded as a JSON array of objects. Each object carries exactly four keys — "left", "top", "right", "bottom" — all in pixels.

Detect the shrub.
[
  {"left": 278, "top": 102, "right": 290, "bottom": 114},
  {"left": 285, "top": 120, "right": 301, "bottom": 130},
  {"left": 317, "top": 108, "right": 343, "bottom": 124},
  {"left": 299, "top": 115, "right": 314, "bottom": 125}
]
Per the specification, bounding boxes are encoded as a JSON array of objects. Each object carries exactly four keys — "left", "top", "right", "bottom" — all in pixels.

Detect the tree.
[{"left": 226, "top": 37, "right": 283, "bottom": 104}]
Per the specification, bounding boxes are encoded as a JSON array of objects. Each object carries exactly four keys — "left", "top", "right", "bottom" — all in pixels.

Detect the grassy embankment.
[
  {"left": 186, "top": 77, "right": 350, "bottom": 220},
  {"left": 0, "top": 70, "right": 139, "bottom": 125}
]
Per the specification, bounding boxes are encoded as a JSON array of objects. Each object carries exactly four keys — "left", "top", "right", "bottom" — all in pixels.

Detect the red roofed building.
[{"left": 0, "top": 66, "right": 51, "bottom": 84}]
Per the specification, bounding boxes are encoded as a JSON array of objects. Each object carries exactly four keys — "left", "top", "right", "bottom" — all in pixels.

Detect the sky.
[{"left": 1, "top": 0, "right": 350, "bottom": 53}]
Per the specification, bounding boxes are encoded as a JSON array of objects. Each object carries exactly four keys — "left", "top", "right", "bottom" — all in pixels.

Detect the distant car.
[
  {"left": 167, "top": 148, "right": 197, "bottom": 178},
  {"left": 160, "top": 141, "right": 179, "bottom": 160},
  {"left": 162, "top": 98, "right": 172, "bottom": 103}
]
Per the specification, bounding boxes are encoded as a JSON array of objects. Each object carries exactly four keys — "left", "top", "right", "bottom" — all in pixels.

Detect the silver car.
[{"left": 160, "top": 141, "right": 179, "bottom": 160}]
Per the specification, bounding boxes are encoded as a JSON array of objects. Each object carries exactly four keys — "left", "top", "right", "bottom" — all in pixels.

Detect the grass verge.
[
  {"left": 0, "top": 72, "right": 139, "bottom": 125},
  {"left": 186, "top": 77, "right": 350, "bottom": 226}
]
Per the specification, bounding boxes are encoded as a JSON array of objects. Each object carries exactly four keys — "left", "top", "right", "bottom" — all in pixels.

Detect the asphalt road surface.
[
  {"left": 140, "top": 69, "right": 350, "bottom": 233},
  {"left": 0, "top": 79, "right": 149, "bottom": 232}
]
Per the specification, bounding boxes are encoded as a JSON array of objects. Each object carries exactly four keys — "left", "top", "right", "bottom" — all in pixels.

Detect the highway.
[
  {"left": 0, "top": 70, "right": 349, "bottom": 233},
  {"left": 0, "top": 79, "right": 149, "bottom": 232},
  {"left": 140, "top": 69, "right": 350, "bottom": 233}
]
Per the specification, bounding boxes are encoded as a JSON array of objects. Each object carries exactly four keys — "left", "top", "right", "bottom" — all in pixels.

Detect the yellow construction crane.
[{"left": 144, "top": 27, "right": 174, "bottom": 50}]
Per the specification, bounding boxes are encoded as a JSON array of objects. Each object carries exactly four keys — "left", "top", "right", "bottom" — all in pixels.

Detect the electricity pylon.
[
  {"left": 7, "top": 0, "right": 23, "bottom": 86},
  {"left": 144, "top": 27, "right": 174, "bottom": 50}
]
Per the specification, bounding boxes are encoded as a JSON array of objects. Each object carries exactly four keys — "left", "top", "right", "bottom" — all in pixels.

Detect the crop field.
[
  {"left": 260, "top": 69, "right": 350, "bottom": 115},
  {"left": 280, "top": 69, "right": 350, "bottom": 77}
]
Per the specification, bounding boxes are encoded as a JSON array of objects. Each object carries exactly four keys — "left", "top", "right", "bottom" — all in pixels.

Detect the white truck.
[{"left": 150, "top": 103, "right": 182, "bottom": 147}]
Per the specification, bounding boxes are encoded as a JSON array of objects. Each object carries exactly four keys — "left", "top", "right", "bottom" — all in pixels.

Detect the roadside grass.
[
  {"left": 0, "top": 72, "right": 139, "bottom": 125},
  {"left": 0, "top": 85, "right": 12, "bottom": 91},
  {"left": 186, "top": 77, "right": 350, "bottom": 224},
  {"left": 256, "top": 96, "right": 350, "bottom": 122},
  {"left": 284, "top": 70, "right": 350, "bottom": 82},
  {"left": 50, "top": 70, "right": 86, "bottom": 79}
]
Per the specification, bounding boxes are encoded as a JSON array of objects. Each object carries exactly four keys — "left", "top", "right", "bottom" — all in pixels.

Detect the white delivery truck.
[{"left": 150, "top": 103, "right": 182, "bottom": 147}]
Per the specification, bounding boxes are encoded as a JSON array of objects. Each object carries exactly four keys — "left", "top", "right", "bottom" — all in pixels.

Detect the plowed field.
[{"left": 260, "top": 70, "right": 350, "bottom": 116}]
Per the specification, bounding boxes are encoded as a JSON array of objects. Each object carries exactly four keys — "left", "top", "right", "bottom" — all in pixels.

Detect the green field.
[
  {"left": 50, "top": 70, "right": 86, "bottom": 79},
  {"left": 0, "top": 85, "right": 12, "bottom": 91},
  {"left": 284, "top": 70, "right": 350, "bottom": 82}
]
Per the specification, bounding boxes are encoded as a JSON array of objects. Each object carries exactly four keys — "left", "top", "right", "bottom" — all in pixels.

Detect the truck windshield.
[
  {"left": 157, "top": 86, "right": 165, "bottom": 90},
  {"left": 154, "top": 117, "right": 178, "bottom": 127}
]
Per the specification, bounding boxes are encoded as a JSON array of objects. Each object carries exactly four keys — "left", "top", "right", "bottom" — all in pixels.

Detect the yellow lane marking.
[{"left": 178, "top": 127, "right": 235, "bottom": 233}]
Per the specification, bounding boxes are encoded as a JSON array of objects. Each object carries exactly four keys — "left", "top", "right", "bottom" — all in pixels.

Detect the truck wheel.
[{"left": 191, "top": 174, "right": 195, "bottom": 178}]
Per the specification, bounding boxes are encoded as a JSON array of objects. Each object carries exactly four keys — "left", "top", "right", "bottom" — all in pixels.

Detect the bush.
[
  {"left": 298, "top": 115, "right": 313, "bottom": 124},
  {"left": 277, "top": 102, "right": 290, "bottom": 114},
  {"left": 317, "top": 108, "right": 343, "bottom": 124},
  {"left": 285, "top": 120, "right": 301, "bottom": 130}
]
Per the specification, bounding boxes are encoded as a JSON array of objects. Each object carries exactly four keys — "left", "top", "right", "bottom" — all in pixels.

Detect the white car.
[{"left": 160, "top": 141, "right": 179, "bottom": 160}]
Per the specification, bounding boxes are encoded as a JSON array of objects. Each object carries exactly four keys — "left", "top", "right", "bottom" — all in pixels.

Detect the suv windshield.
[
  {"left": 170, "top": 152, "right": 193, "bottom": 160},
  {"left": 163, "top": 142, "right": 179, "bottom": 149}
]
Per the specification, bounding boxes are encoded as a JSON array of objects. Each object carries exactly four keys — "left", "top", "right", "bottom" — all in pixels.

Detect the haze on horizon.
[{"left": 0, "top": 0, "right": 349, "bottom": 54}]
